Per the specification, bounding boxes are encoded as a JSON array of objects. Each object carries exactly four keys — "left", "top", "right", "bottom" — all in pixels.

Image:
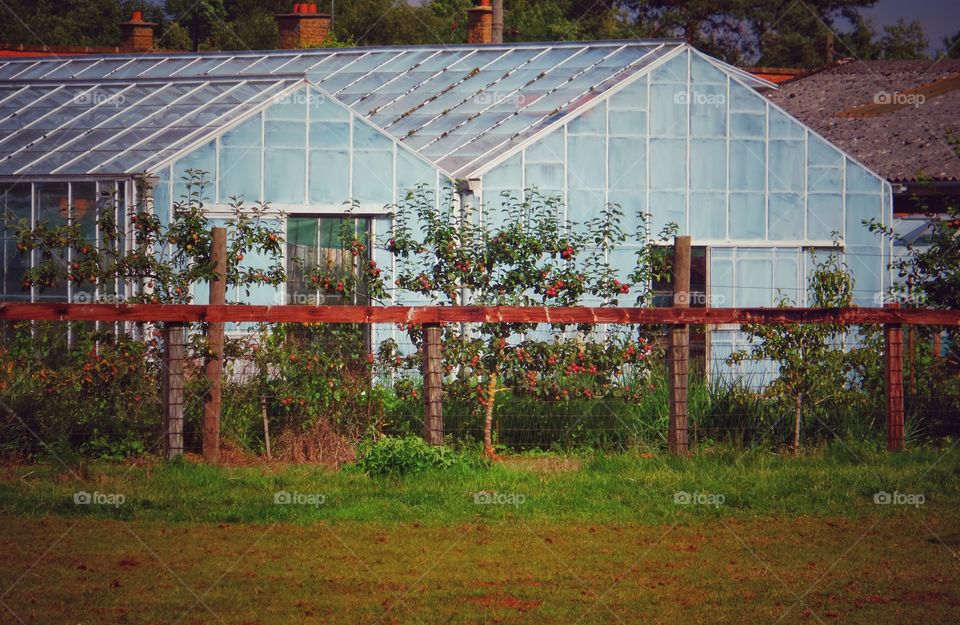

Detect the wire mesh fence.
[{"left": 1, "top": 311, "right": 957, "bottom": 462}]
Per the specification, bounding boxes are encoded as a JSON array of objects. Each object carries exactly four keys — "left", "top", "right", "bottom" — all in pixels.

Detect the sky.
[{"left": 860, "top": 0, "right": 958, "bottom": 55}]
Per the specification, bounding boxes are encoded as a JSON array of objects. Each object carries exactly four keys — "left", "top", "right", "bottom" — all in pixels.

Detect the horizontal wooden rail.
[{"left": 1, "top": 303, "right": 959, "bottom": 325}]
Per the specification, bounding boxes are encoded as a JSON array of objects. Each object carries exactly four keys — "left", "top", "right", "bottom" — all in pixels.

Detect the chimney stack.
[
  {"left": 467, "top": 0, "right": 493, "bottom": 45},
  {"left": 121, "top": 10, "right": 156, "bottom": 52},
  {"left": 276, "top": 3, "right": 332, "bottom": 49}
]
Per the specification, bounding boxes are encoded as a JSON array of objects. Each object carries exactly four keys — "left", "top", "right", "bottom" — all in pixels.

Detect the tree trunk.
[
  {"left": 793, "top": 393, "right": 802, "bottom": 455},
  {"left": 483, "top": 367, "right": 498, "bottom": 459}
]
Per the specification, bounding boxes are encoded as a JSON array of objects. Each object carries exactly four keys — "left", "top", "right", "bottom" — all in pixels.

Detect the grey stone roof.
[{"left": 768, "top": 59, "right": 960, "bottom": 183}]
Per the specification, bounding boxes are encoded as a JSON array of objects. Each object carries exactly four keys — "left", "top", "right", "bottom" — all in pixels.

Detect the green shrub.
[{"left": 355, "top": 435, "right": 461, "bottom": 476}]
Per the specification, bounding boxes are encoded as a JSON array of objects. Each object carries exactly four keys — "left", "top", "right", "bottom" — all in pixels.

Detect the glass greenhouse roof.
[{"left": 0, "top": 41, "right": 773, "bottom": 178}]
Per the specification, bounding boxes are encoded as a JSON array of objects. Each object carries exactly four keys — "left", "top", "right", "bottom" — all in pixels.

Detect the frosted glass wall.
[
  {"left": 152, "top": 86, "right": 443, "bottom": 216},
  {"left": 479, "top": 48, "right": 891, "bottom": 308},
  {"left": 147, "top": 85, "right": 448, "bottom": 313}
]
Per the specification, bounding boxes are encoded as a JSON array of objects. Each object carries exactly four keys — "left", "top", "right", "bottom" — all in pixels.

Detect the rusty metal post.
[
  {"left": 422, "top": 323, "right": 444, "bottom": 445},
  {"left": 885, "top": 303, "right": 905, "bottom": 452},
  {"left": 161, "top": 322, "right": 185, "bottom": 458},
  {"left": 203, "top": 227, "right": 227, "bottom": 464},
  {"left": 668, "top": 236, "right": 691, "bottom": 455}
]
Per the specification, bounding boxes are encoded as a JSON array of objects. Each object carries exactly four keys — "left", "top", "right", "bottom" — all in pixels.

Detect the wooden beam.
[
  {"left": 668, "top": 236, "right": 691, "bottom": 456},
  {"left": 422, "top": 323, "right": 444, "bottom": 445},
  {"left": 885, "top": 304, "right": 905, "bottom": 452},
  {"left": 203, "top": 227, "right": 227, "bottom": 464},
  {"left": 1, "top": 303, "right": 959, "bottom": 326},
  {"left": 161, "top": 322, "right": 185, "bottom": 459}
]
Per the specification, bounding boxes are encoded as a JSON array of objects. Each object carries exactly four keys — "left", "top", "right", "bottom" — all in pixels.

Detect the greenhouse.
[{"left": 0, "top": 40, "right": 892, "bottom": 369}]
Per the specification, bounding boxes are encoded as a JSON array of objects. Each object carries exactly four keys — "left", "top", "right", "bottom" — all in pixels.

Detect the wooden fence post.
[
  {"left": 161, "top": 322, "right": 185, "bottom": 458},
  {"left": 668, "top": 236, "right": 691, "bottom": 456},
  {"left": 422, "top": 323, "right": 444, "bottom": 445},
  {"left": 885, "top": 303, "right": 905, "bottom": 452},
  {"left": 203, "top": 227, "right": 227, "bottom": 464}
]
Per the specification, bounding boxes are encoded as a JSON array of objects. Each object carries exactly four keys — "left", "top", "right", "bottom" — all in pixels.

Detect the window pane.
[
  {"left": 264, "top": 148, "right": 306, "bottom": 204},
  {"left": 2, "top": 183, "right": 32, "bottom": 300},
  {"left": 309, "top": 149, "right": 349, "bottom": 205}
]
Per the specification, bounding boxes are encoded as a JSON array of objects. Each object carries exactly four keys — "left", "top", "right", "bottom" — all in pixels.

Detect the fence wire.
[{"left": 1, "top": 319, "right": 957, "bottom": 461}]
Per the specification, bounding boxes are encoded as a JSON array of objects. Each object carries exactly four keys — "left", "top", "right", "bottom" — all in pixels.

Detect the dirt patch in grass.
[
  {"left": 498, "top": 456, "right": 582, "bottom": 473},
  {"left": 1, "top": 513, "right": 958, "bottom": 624}
]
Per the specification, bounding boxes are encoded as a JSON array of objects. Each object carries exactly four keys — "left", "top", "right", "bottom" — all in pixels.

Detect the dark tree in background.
[{"left": 0, "top": 0, "right": 932, "bottom": 67}]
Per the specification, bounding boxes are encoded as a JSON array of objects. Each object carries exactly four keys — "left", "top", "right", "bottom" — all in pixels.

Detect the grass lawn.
[{"left": 0, "top": 443, "right": 958, "bottom": 624}]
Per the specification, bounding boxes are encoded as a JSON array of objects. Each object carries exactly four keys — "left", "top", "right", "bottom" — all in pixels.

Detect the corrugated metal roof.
[{"left": 0, "top": 41, "right": 774, "bottom": 178}]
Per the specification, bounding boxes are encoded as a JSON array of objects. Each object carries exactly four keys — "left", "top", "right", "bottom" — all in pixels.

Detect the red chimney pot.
[
  {"left": 309, "top": 3, "right": 318, "bottom": 12},
  {"left": 131, "top": 10, "right": 143, "bottom": 21}
]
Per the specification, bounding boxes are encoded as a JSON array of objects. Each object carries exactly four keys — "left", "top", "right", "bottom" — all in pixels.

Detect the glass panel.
[
  {"left": 729, "top": 193, "right": 764, "bottom": 239},
  {"left": 768, "top": 107, "right": 805, "bottom": 140},
  {"left": 266, "top": 119, "right": 307, "bottom": 148},
  {"left": 847, "top": 245, "right": 882, "bottom": 306},
  {"left": 729, "top": 81, "right": 765, "bottom": 112},
  {"left": 846, "top": 159, "right": 881, "bottom": 194},
  {"left": 807, "top": 133, "right": 842, "bottom": 167},
  {"left": 264, "top": 148, "right": 306, "bottom": 205},
  {"left": 311, "top": 89, "right": 350, "bottom": 121},
  {"left": 525, "top": 132, "right": 564, "bottom": 163},
  {"left": 567, "top": 135, "right": 605, "bottom": 190},
  {"left": 736, "top": 252, "right": 772, "bottom": 306},
  {"left": 730, "top": 111, "right": 764, "bottom": 138},
  {"left": 807, "top": 194, "right": 841, "bottom": 240},
  {"left": 711, "top": 253, "right": 734, "bottom": 308},
  {"left": 649, "top": 139, "right": 685, "bottom": 190},
  {"left": 526, "top": 163, "right": 564, "bottom": 192},
  {"left": 567, "top": 189, "right": 604, "bottom": 225},
  {"left": 650, "top": 191, "right": 685, "bottom": 235},
  {"left": 396, "top": 148, "right": 437, "bottom": 200},
  {"left": 609, "top": 109, "right": 646, "bottom": 137},
  {"left": 1, "top": 183, "right": 32, "bottom": 300},
  {"left": 221, "top": 113, "right": 262, "bottom": 148},
  {"left": 690, "top": 54, "right": 727, "bottom": 84},
  {"left": 35, "top": 182, "right": 69, "bottom": 300},
  {"left": 353, "top": 149, "right": 394, "bottom": 205},
  {"left": 690, "top": 139, "right": 725, "bottom": 190},
  {"left": 768, "top": 193, "right": 803, "bottom": 240},
  {"left": 609, "top": 137, "right": 645, "bottom": 191},
  {"left": 690, "top": 83, "right": 726, "bottom": 138},
  {"left": 846, "top": 194, "right": 881, "bottom": 245},
  {"left": 775, "top": 253, "right": 800, "bottom": 304},
  {"left": 354, "top": 120, "right": 393, "bottom": 151},
  {"left": 808, "top": 166, "right": 842, "bottom": 193},
  {"left": 649, "top": 83, "right": 686, "bottom": 137},
  {"left": 689, "top": 192, "right": 726, "bottom": 239},
  {"left": 608, "top": 190, "right": 645, "bottom": 234},
  {"left": 567, "top": 101, "right": 605, "bottom": 135},
  {"left": 219, "top": 114, "right": 262, "bottom": 203},
  {"left": 483, "top": 152, "right": 522, "bottom": 189},
  {"left": 267, "top": 88, "right": 308, "bottom": 121},
  {"left": 310, "top": 120, "right": 350, "bottom": 149},
  {"left": 153, "top": 167, "right": 171, "bottom": 230},
  {"left": 650, "top": 52, "right": 688, "bottom": 83},
  {"left": 730, "top": 140, "right": 765, "bottom": 191},
  {"left": 768, "top": 140, "right": 804, "bottom": 193},
  {"left": 308, "top": 149, "right": 350, "bottom": 205},
  {"left": 609, "top": 77, "right": 647, "bottom": 111}
]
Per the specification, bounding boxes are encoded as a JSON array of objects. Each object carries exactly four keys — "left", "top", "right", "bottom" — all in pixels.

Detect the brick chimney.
[
  {"left": 120, "top": 10, "right": 156, "bottom": 52},
  {"left": 467, "top": 0, "right": 493, "bottom": 45},
  {"left": 276, "top": 3, "right": 332, "bottom": 49}
]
